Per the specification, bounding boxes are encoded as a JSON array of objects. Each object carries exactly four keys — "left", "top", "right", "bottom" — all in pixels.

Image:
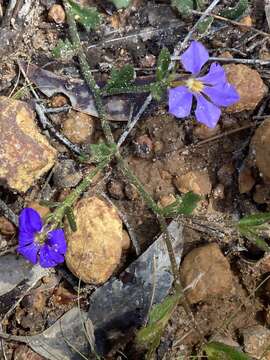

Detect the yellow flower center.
[{"left": 186, "top": 78, "right": 204, "bottom": 93}]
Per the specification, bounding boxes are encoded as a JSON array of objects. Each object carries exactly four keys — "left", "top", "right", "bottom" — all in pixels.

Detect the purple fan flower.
[
  {"left": 17, "top": 208, "right": 67, "bottom": 268},
  {"left": 168, "top": 41, "right": 240, "bottom": 128}
]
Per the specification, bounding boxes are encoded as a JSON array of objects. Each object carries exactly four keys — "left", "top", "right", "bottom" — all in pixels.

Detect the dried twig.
[
  {"left": 171, "top": 55, "right": 270, "bottom": 66},
  {"left": 17, "top": 62, "right": 84, "bottom": 157}
]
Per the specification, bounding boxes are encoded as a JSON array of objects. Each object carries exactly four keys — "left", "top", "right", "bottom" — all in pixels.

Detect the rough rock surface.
[
  {"left": 251, "top": 119, "right": 270, "bottom": 182},
  {"left": 224, "top": 64, "right": 267, "bottom": 113},
  {"left": 65, "top": 196, "right": 123, "bottom": 284},
  {"left": 0, "top": 97, "right": 56, "bottom": 192},
  {"left": 181, "top": 243, "right": 234, "bottom": 304},
  {"left": 242, "top": 325, "right": 270, "bottom": 359},
  {"left": 62, "top": 110, "right": 95, "bottom": 144},
  {"left": 174, "top": 170, "right": 212, "bottom": 196}
]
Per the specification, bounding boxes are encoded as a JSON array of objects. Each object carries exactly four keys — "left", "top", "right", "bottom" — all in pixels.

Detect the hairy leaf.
[
  {"left": 109, "top": 0, "right": 132, "bottom": 9},
  {"left": 162, "top": 192, "right": 201, "bottom": 217},
  {"left": 106, "top": 65, "right": 135, "bottom": 91},
  {"left": 197, "top": 16, "right": 214, "bottom": 34},
  {"left": 156, "top": 48, "right": 171, "bottom": 82},
  {"left": 136, "top": 294, "right": 180, "bottom": 359},
  {"left": 150, "top": 82, "right": 167, "bottom": 101},
  {"left": 67, "top": 0, "right": 101, "bottom": 31},
  {"left": 90, "top": 143, "right": 117, "bottom": 163},
  {"left": 219, "top": 0, "right": 249, "bottom": 20},
  {"left": 52, "top": 39, "right": 75, "bottom": 60},
  {"left": 238, "top": 224, "right": 270, "bottom": 252},
  {"left": 204, "top": 341, "right": 251, "bottom": 360},
  {"left": 171, "top": 0, "right": 194, "bottom": 16}
]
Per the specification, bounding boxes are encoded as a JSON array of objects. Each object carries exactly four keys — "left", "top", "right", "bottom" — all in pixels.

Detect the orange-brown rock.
[
  {"left": 0, "top": 217, "right": 15, "bottom": 235},
  {"left": 238, "top": 166, "right": 255, "bottom": 194},
  {"left": 27, "top": 201, "right": 50, "bottom": 219},
  {"left": 65, "top": 197, "right": 123, "bottom": 284},
  {"left": 174, "top": 170, "right": 212, "bottom": 196},
  {"left": 251, "top": 119, "right": 270, "bottom": 182},
  {"left": 48, "top": 4, "right": 65, "bottom": 24},
  {"left": 0, "top": 97, "right": 56, "bottom": 192},
  {"left": 243, "top": 325, "right": 270, "bottom": 360},
  {"left": 62, "top": 110, "right": 95, "bottom": 144},
  {"left": 224, "top": 64, "right": 267, "bottom": 113},
  {"left": 181, "top": 243, "right": 233, "bottom": 304}
]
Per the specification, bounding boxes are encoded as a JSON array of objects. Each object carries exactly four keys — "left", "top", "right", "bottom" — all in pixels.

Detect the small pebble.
[
  {"left": 107, "top": 180, "right": 125, "bottom": 200},
  {"left": 0, "top": 216, "right": 15, "bottom": 235},
  {"left": 50, "top": 95, "right": 68, "bottom": 108},
  {"left": 62, "top": 110, "right": 95, "bottom": 144},
  {"left": 174, "top": 170, "right": 212, "bottom": 196},
  {"left": 48, "top": 4, "right": 66, "bottom": 24},
  {"left": 53, "top": 159, "right": 82, "bottom": 189}
]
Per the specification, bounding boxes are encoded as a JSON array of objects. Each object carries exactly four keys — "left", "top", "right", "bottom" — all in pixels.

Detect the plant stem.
[
  {"left": 64, "top": 0, "right": 204, "bottom": 341},
  {"left": 101, "top": 83, "right": 152, "bottom": 96},
  {"left": 64, "top": 0, "right": 180, "bottom": 284},
  {"left": 51, "top": 157, "right": 110, "bottom": 226}
]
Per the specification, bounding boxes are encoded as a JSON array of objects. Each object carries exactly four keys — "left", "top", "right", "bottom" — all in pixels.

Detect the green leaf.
[
  {"left": 106, "top": 65, "right": 135, "bottom": 91},
  {"left": 156, "top": 48, "right": 171, "bottom": 82},
  {"left": 219, "top": 0, "right": 249, "bottom": 20},
  {"left": 197, "top": 16, "right": 214, "bottom": 34},
  {"left": 204, "top": 341, "right": 251, "bottom": 360},
  {"left": 90, "top": 143, "right": 117, "bottom": 163},
  {"left": 65, "top": 206, "right": 77, "bottom": 232},
  {"left": 150, "top": 82, "right": 167, "bottom": 101},
  {"left": 136, "top": 294, "right": 180, "bottom": 360},
  {"left": 52, "top": 39, "right": 76, "bottom": 60},
  {"left": 162, "top": 192, "right": 201, "bottom": 218},
  {"left": 67, "top": 0, "right": 101, "bottom": 31},
  {"left": 109, "top": 0, "right": 132, "bottom": 9},
  {"left": 238, "top": 213, "right": 270, "bottom": 227},
  {"left": 171, "top": 0, "right": 194, "bottom": 16},
  {"left": 238, "top": 225, "right": 270, "bottom": 252}
]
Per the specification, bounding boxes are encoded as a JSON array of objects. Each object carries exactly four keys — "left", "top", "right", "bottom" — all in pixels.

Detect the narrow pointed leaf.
[
  {"left": 238, "top": 213, "right": 270, "bottom": 227},
  {"left": 90, "top": 143, "right": 117, "bottom": 163},
  {"left": 156, "top": 48, "right": 171, "bottom": 82},
  {"left": 136, "top": 294, "right": 180, "bottom": 359},
  {"left": 162, "top": 192, "right": 201, "bottom": 217},
  {"left": 204, "top": 341, "right": 251, "bottom": 360}
]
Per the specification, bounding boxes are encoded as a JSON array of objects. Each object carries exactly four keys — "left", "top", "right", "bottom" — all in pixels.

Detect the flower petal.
[
  {"left": 17, "top": 243, "right": 39, "bottom": 264},
  {"left": 18, "top": 231, "right": 34, "bottom": 247},
  {"left": 168, "top": 86, "right": 193, "bottom": 118},
  {"left": 197, "top": 63, "right": 226, "bottom": 86},
  {"left": 180, "top": 41, "right": 209, "bottom": 74},
  {"left": 39, "top": 244, "right": 64, "bottom": 268},
  {"left": 47, "top": 229, "right": 67, "bottom": 254},
  {"left": 19, "top": 208, "right": 42, "bottom": 234},
  {"left": 203, "top": 82, "right": 240, "bottom": 107},
  {"left": 195, "top": 94, "right": 221, "bottom": 128}
]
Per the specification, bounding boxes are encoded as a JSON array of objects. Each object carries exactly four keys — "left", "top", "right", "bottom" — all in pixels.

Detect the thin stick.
[
  {"left": 17, "top": 62, "right": 83, "bottom": 157},
  {"left": 192, "top": 9, "right": 270, "bottom": 38},
  {"left": 171, "top": 56, "right": 270, "bottom": 66}
]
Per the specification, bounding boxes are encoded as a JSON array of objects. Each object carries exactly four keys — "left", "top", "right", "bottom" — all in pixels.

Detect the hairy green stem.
[
  {"left": 50, "top": 157, "right": 110, "bottom": 226},
  {"left": 64, "top": 0, "right": 204, "bottom": 341},
  {"left": 101, "top": 83, "right": 153, "bottom": 96}
]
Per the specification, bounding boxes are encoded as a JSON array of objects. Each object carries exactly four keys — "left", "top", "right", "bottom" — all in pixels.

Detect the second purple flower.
[{"left": 168, "top": 41, "right": 240, "bottom": 128}]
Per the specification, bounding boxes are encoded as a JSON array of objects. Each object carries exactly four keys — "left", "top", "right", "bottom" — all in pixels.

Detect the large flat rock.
[{"left": 0, "top": 97, "right": 57, "bottom": 192}]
